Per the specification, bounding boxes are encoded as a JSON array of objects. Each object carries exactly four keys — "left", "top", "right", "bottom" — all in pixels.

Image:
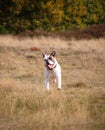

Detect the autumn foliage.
[{"left": 0, "top": 0, "right": 105, "bottom": 33}]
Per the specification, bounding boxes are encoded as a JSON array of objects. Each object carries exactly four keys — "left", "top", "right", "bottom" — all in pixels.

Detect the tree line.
[{"left": 0, "top": 0, "right": 105, "bottom": 33}]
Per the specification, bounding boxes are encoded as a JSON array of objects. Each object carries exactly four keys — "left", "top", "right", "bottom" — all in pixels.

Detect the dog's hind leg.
[
  {"left": 57, "top": 75, "right": 61, "bottom": 90},
  {"left": 54, "top": 65, "right": 62, "bottom": 90},
  {"left": 55, "top": 72, "right": 61, "bottom": 90},
  {"left": 54, "top": 78, "right": 56, "bottom": 83}
]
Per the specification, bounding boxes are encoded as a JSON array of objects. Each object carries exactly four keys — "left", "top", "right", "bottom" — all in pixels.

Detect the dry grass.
[{"left": 0, "top": 35, "right": 105, "bottom": 130}]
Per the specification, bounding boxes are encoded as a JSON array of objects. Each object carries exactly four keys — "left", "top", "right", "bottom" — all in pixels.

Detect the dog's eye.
[{"left": 49, "top": 57, "right": 52, "bottom": 60}]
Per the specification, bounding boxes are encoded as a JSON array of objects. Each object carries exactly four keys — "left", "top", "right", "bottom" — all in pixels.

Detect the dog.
[{"left": 42, "top": 51, "right": 61, "bottom": 91}]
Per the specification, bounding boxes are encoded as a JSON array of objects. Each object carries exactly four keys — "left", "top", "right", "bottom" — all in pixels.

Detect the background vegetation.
[{"left": 0, "top": 0, "right": 105, "bottom": 33}]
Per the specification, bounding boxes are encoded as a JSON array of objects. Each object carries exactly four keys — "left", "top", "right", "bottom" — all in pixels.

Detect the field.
[{"left": 0, "top": 35, "right": 105, "bottom": 130}]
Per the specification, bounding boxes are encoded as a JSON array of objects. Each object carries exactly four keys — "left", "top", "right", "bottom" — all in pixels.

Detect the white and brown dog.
[{"left": 42, "top": 51, "right": 61, "bottom": 91}]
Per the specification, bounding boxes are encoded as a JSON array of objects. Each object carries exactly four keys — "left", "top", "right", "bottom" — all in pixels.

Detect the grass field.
[{"left": 0, "top": 35, "right": 105, "bottom": 130}]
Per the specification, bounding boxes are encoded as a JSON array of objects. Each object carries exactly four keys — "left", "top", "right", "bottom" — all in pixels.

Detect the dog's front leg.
[
  {"left": 45, "top": 78, "right": 50, "bottom": 91},
  {"left": 44, "top": 69, "right": 50, "bottom": 91}
]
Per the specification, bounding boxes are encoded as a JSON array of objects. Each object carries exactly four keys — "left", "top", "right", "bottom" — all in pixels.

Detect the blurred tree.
[{"left": 0, "top": 0, "right": 105, "bottom": 33}]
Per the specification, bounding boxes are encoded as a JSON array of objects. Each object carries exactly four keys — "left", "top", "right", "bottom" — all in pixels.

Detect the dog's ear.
[
  {"left": 42, "top": 53, "right": 45, "bottom": 58},
  {"left": 50, "top": 51, "right": 56, "bottom": 57}
]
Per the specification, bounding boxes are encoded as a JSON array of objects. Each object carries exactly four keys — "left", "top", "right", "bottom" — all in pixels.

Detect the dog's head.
[{"left": 43, "top": 51, "right": 57, "bottom": 69}]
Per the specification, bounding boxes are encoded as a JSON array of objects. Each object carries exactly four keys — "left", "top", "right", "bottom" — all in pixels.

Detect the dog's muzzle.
[
  {"left": 46, "top": 60, "right": 49, "bottom": 65},
  {"left": 47, "top": 64, "right": 57, "bottom": 70},
  {"left": 45, "top": 60, "right": 57, "bottom": 70}
]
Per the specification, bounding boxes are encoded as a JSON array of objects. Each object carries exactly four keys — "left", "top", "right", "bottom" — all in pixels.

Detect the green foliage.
[{"left": 0, "top": 0, "right": 105, "bottom": 33}]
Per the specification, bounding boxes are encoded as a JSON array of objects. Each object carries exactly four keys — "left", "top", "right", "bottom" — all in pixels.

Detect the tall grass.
[{"left": 0, "top": 79, "right": 105, "bottom": 130}]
